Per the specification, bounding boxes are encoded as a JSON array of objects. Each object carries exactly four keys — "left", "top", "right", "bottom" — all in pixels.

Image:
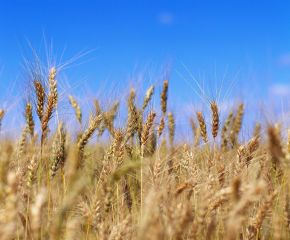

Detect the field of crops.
[{"left": 0, "top": 53, "right": 288, "bottom": 240}]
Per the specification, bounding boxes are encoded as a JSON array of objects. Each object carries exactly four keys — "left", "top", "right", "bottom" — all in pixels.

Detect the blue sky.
[{"left": 0, "top": 1, "right": 290, "bottom": 136}]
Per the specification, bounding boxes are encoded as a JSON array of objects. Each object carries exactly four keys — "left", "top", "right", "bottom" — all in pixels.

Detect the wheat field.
[{"left": 0, "top": 53, "right": 289, "bottom": 240}]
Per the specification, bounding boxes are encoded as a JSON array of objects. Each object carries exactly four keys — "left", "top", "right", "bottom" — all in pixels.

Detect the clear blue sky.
[{"left": 0, "top": 1, "right": 290, "bottom": 133}]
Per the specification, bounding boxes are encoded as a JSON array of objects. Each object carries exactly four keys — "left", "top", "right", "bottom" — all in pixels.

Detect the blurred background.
[{"left": 0, "top": 0, "right": 290, "bottom": 139}]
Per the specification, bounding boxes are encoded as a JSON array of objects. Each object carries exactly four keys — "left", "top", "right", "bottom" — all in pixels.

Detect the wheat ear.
[
  {"left": 142, "top": 85, "right": 154, "bottom": 112},
  {"left": 69, "top": 95, "right": 82, "bottom": 125},
  {"left": 168, "top": 112, "right": 175, "bottom": 146},
  {"left": 197, "top": 111, "right": 208, "bottom": 143},
  {"left": 141, "top": 112, "right": 156, "bottom": 156},
  {"left": 211, "top": 102, "right": 219, "bottom": 139},
  {"left": 161, "top": 80, "right": 168, "bottom": 115},
  {"left": 25, "top": 102, "right": 35, "bottom": 139},
  {"left": 34, "top": 81, "right": 45, "bottom": 120},
  {"left": 0, "top": 109, "right": 4, "bottom": 131},
  {"left": 78, "top": 114, "right": 103, "bottom": 167},
  {"left": 41, "top": 68, "right": 58, "bottom": 133},
  {"left": 221, "top": 111, "right": 233, "bottom": 149}
]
